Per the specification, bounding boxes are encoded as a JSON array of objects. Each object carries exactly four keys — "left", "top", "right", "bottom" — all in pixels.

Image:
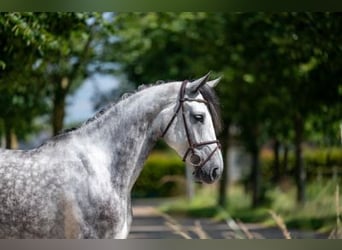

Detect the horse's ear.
[
  {"left": 189, "top": 72, "right": 211, "bottom": 93},
  {"left": 207, "top": 77, "right": 222, "bottom": 88}
]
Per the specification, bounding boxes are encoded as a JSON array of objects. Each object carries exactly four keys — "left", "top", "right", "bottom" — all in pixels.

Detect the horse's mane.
[
  {"left": 82, "top": 82, "right": 160, "bottom": 127},
  {"left": 57, "top": 79, "right": 222, "bottom": 136},
  {"left": 56, "top": 82, "right": 163, "bottom": 137}
]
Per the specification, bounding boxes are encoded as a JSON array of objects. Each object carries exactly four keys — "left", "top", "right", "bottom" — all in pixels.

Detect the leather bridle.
[{"left": 161, "top": 80, "right": 221, "bottom": 169}]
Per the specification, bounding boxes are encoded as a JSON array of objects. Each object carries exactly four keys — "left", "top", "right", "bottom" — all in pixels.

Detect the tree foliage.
[
  {"left": 109, "top": 12, "right": 342, "bottom": 205},
  {"left": 0, "top": 12, "right": 111, "bottom": 146}
]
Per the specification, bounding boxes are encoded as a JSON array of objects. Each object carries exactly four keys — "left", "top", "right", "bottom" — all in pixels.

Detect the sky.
[{"left": 65, "top": 74, "right": 118, "bottom": 124}]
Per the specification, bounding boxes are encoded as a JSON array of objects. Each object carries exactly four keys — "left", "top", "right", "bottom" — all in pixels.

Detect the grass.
[{"left": 159, "top": 180, "right": 342, "bottom": 234}]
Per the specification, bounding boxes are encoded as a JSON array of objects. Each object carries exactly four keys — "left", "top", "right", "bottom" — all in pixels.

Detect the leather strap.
[{"left": 162, "top": 80, "right": 221, "bottom": 168}]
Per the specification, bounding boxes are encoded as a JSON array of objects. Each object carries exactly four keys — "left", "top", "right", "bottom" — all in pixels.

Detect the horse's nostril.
[
  {"left": 190, "top": 154, "right": 202, "bottom": 166},
  {"left": 211, "top": 167, "right": 219, "bottom": 180}
]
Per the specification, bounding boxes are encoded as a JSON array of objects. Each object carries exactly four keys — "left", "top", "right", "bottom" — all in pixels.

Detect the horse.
[{"left": 0, "top": 73, "right": 223, "bottom": 238}]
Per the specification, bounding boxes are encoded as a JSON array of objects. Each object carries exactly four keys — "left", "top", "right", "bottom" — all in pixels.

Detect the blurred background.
[{"left": 0, "top": 12, "right": 341, "bottom": 234}]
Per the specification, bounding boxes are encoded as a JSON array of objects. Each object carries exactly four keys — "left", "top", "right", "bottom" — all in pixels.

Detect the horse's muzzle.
[{"left": 192, "top": 164, "right": 222, "bottom": 184}]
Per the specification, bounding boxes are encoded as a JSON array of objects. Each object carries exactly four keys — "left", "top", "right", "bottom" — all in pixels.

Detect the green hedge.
[
  {"left": 261, "top": 147, "right": 342, "bottom": 180},
  {"left": 305, "top": 147, "right": 342, "bottom": 167},
  {"left": 132, "top": 150, "right": 185, "bottom": 198},
  {"left": 133, "top": 147, "right": 342, "bottom": 198}
]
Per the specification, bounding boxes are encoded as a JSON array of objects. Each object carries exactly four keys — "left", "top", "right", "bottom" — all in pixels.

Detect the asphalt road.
[{"left": 128, "top": 199, "right": 329, "bottom": 239}]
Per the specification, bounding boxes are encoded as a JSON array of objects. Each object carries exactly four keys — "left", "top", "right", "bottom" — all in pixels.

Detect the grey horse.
[{"left": 0, "top": 74, "right": 223, "bottom": 238}]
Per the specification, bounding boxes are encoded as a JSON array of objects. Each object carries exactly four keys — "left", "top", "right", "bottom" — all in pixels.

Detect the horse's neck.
[{"left": 80, "top": 82, "right": 178, "bottom": 191}]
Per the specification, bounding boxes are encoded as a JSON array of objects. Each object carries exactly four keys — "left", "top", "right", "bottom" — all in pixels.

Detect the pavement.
[{"left": 128, "top": 199, "right": 329, "bottom": 239}]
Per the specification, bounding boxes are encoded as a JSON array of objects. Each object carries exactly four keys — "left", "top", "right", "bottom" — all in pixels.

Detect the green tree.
[
  {"left": 0, "top": 12, "right": 111, "bottom": 148},
  {"left": 0, "top": 13, "right": 50, "bottom": 148},
  {"left": 34, "top": 12, "right": 105, "bottom": 135}
]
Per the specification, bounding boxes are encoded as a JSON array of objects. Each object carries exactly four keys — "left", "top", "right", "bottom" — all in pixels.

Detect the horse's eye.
[{"left": 193, "top": 114, "right": 204, "bottom": 123}]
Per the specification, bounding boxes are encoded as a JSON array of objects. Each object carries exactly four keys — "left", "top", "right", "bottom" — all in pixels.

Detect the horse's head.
[{"left": 162, "top": 73, "right": 223, "bottom": 184}]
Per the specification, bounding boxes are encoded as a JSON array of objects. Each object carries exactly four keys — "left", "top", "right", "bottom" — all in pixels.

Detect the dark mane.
[{"left": 199, "top": 84, "right": 223, "bottom": 134}]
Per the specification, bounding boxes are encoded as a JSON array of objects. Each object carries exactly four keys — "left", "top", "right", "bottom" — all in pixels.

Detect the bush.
[
  {"left": 132, "top": 150, "right": 185, "bottom": 198},
  {"left": 305, "top": 147, "right": 342, "bottom": 180},
  {"left": 260, "top": 147, "right": 342, "bottom": 181}
]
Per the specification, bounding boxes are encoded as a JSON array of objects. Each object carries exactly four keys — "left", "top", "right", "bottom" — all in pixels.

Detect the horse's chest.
[{"left": 74, "top": 193, "right": 130, "bottom": 238}]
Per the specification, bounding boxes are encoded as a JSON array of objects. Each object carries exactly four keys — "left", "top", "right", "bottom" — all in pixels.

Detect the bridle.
[{"left": 161, "top": 80, "right": 221, "bottom": 169}]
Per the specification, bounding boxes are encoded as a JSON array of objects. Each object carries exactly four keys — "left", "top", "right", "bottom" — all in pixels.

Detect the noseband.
[{"left": 161, "top": 80, "right": 221, "bottom": 169}]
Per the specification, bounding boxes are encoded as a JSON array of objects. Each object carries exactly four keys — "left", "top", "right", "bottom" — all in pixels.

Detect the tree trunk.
[
  {"left": 272, "top": 138, "right": 280, "bottom": 183},
  {"left": 294, "top": 114, "right": 305, "bottom": 205},
  {"left": 50, "top": 33, "right": 93, "bottom": 136},
  {"left": 246, "top": 124, "right": 262, "bottom": 208},
  {"left": 4, "top": 121, "right": 18, "bottom": 149},
  {"left": 282, "top": 143, "right": 289, "bottom": 175},
  {"left": 185, "top": 162, "right": 195, "bottom": 201},
  {"left": 218, "top": 126, "right": 230, "bottom": 207},
  {"left": 251, "top": 146, "right": 261, "bottom": 208},
  {"left": 52, "top": 77, "right": 69, "bottom": 135}
]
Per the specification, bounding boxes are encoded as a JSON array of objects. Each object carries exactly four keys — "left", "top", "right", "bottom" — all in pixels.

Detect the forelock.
[{"left": 199, "top": 84, "right": 223, "bottom": 134}]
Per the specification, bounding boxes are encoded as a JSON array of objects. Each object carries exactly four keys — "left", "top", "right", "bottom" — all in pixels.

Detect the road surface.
[{"left": 128, "top": 199, "right": 328, "bottom": 239}]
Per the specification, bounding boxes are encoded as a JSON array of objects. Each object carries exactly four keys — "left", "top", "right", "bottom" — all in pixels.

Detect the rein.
[{"left": 161, "top": 80, "right": 221, "bottom": 169}]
